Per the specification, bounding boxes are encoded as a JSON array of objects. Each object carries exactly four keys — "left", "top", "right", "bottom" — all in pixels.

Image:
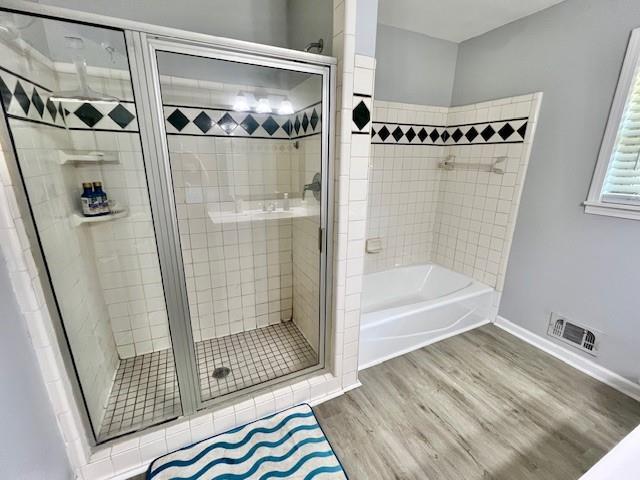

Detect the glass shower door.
[
  {"left": 0, "top": 12, "right": 182, "bottom": 443},
  {"left": 146, "top": 41, "right": 329, "bottom": 405}
]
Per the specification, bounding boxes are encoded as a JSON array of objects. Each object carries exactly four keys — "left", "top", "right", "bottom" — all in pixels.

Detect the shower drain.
[{"left": 212, "top": 367, "right": 231, "bottom": 379}]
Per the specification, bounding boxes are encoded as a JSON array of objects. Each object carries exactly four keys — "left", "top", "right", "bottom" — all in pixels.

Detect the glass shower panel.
[
  {"left": 0, "top": 12, "right": 181, "bottom": 442},
  {"left": 155, "top": 51, "right": 324, "bottom": 402}
]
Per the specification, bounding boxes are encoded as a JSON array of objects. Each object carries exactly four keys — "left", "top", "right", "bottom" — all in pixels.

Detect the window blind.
[{"left": 602, "top": 64, "right": 640, "bottom": 204}]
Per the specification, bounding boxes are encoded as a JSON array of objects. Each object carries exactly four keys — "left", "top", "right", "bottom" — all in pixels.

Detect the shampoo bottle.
[
  {"left": 92, "top": 181, "right": 110, "bottom": 215},
  {"left": 81, "top": 182, "right": 97, "bottom": 216}
]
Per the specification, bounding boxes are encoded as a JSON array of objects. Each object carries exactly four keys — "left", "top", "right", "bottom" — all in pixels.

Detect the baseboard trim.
[{"left": 494, "top": 316, "right": 640, "bottom": 402}]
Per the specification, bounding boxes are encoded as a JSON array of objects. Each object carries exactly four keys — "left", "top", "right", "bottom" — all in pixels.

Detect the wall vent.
[{"left": 547, "top": 313, "right": 599, "bottom": 356}]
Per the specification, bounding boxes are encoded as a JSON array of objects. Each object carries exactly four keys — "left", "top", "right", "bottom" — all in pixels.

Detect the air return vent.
[{"left": 547, "top": 313, "right": 599, "bottom": 356}]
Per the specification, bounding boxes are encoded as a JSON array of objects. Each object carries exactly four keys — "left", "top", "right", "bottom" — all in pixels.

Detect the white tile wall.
[
  {"left": 160, "top": 73, "right": 322, "bottom": 341},
  {"left": 57, "top": 67, "right": 172, "bottom": 359},
  {"left": 367, "top": 94, "right": 542, "bottom": 292},
  {"left": 67, "top": 129, "right": 172, "bottom": 358},
  {"left": 168, "top": 135, "right": 303, "bottom": 341},
  {"left": 434, "top": 94, "right": 541, "bottom": 291},
  {"left": 329, "top": 15, "right": 376, "bottom": 387},
  {"left": 52, "top": 55, "right": 173, "bottom": 360},
  {"left": 9, "top": 120, "right": 120, "bottom": 433},
  {"left": 292, "top": 134, "right": 322, "bottom": 350},
  {"left": 367, "top": 103, "right": 447, "bottom": 274},
  {"left": 58, "top": 65, "right": 171, "bottom": 360}
]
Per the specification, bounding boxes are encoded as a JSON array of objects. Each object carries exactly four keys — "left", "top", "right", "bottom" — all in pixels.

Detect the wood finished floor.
[{"left": 314, "top": 325, "right": 640, "bottom": 480}]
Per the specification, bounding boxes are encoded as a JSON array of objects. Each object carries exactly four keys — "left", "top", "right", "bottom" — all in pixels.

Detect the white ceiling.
[{"left": 378, "top": 0, "right": 567, "bottom": 43}]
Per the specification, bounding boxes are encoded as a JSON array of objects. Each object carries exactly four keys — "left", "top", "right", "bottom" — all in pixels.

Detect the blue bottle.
[
  {"left": 92, "top": 181, "right": 110, "bottom": 216},
  {"left": 80, "top": 182, "right": 99, "bottom": 216}
]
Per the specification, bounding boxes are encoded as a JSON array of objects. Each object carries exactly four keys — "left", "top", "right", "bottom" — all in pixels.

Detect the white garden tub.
[{"left": 358, "top": 264, "right": 495, "bottom": 369}]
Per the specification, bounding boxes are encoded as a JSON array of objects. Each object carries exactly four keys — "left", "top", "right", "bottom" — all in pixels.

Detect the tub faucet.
[{"left": 303, "top": 173, "right": 321, "bottom": 200}]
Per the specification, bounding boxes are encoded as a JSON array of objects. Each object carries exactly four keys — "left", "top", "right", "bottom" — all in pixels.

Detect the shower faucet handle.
[
  {"left": 302, "top": 172, "right": 322, "bottom": 201},
  {"left": 303, "top": 180, "right": 321, "bottom": 192}
]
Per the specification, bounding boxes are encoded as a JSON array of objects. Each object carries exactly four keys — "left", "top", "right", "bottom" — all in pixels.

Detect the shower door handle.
[{"left": 318, "top": 227, "right": 323, "bottom": 252}]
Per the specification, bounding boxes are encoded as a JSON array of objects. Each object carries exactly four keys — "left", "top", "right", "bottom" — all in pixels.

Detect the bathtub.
[{"left": 358, "top": 264, "right": 495, "bottom": 369}]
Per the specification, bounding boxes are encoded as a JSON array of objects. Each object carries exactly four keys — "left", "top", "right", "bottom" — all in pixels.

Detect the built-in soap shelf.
[
  {"left": 58, "top": 150, "right": 119, "bottom": 166},
  {"left": 366, "top": 237, "right": 383, "bottom": 254},
  {"left": 208, "top": 205, "right": 319, "bottom": 224},
  {"left": 71, "top": 209, "right": 127, "bottom": 227}
]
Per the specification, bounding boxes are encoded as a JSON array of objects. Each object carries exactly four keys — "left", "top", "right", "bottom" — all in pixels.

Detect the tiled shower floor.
[
  {"left": 196, "top": 321, "right": 318, "bottom": 401},
  {"left": 98, "top": 349, "right": 181, "bottom": 442},
  {"left": 98, "top": 321, "right": 317, "bottom": 441}
]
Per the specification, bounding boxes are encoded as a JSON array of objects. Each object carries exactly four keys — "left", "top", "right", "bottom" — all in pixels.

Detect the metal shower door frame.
[{"left": 127, "top": 31, "right": 335, "bottom": 414}]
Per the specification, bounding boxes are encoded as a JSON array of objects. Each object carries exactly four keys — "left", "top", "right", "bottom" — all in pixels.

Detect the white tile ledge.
[{"left": 82, "top": 371, "right": 351, "bottom": 480}]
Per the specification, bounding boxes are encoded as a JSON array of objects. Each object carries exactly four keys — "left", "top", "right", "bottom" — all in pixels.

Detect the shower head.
[
  {"left": 304, "top": 38, "right": 324, "bottom": 54},
  {"left": 49, "top": 37, "right": 120, "bottom": 104}
]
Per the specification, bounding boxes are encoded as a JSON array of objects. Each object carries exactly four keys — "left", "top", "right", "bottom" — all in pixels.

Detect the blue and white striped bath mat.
[{"left": 146, "top": 404, "right": 348, "bottom": 479}]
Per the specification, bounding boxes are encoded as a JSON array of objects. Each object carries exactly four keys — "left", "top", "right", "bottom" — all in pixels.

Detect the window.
[{"left": 586, "top": 28, "right": 640, "bottom": 220}]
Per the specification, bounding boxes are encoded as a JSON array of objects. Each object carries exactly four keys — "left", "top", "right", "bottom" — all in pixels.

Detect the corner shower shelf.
[
  {"left": 71, "top": 210, "right": 128, "bottom": 227},
  {"left": 58, "top": 150, "right": 119, "bottom": 165}
]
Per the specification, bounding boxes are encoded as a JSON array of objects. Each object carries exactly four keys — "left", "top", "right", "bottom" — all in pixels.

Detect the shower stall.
[{"left": 0, "top": 9, "right": 333, "bottom": 444}]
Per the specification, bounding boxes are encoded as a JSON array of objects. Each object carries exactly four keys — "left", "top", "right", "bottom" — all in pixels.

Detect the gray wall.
[
  {"left": 355, "top": 0, "right": 379, "bottom": 56},
  {"left": 375, "top": 24, "right": 458, "bottom": 106},
  {"left": 35, "top": 0, "right": 290, "bottom": 47},
  {"left": 35, "top": 0, "right": 338, "bottom": 54},
  {"left": 452, "top": 0, "right": 640, "bottom": 383},
  {"left": 0, "top": 259, "right": 72, "bottom": 479},
  {"left": 287, "top": 0, "right": 333, "bottom": 55}
]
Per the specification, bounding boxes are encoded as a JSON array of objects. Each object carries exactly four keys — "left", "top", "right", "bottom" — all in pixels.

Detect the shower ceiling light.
[
  {"left": 256, "top": 98, "right": 272, "bottom": 114},
  {"left": 232, "top": 93, "right": 250, "bottom": 112},
  {"left": 278, "top": 99, "right": 294, "bottom": 115}
]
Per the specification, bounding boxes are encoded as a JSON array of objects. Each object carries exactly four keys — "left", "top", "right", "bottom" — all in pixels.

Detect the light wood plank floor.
[{"left": 314, "top": 325, "right": 640, "bottom": 480}]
